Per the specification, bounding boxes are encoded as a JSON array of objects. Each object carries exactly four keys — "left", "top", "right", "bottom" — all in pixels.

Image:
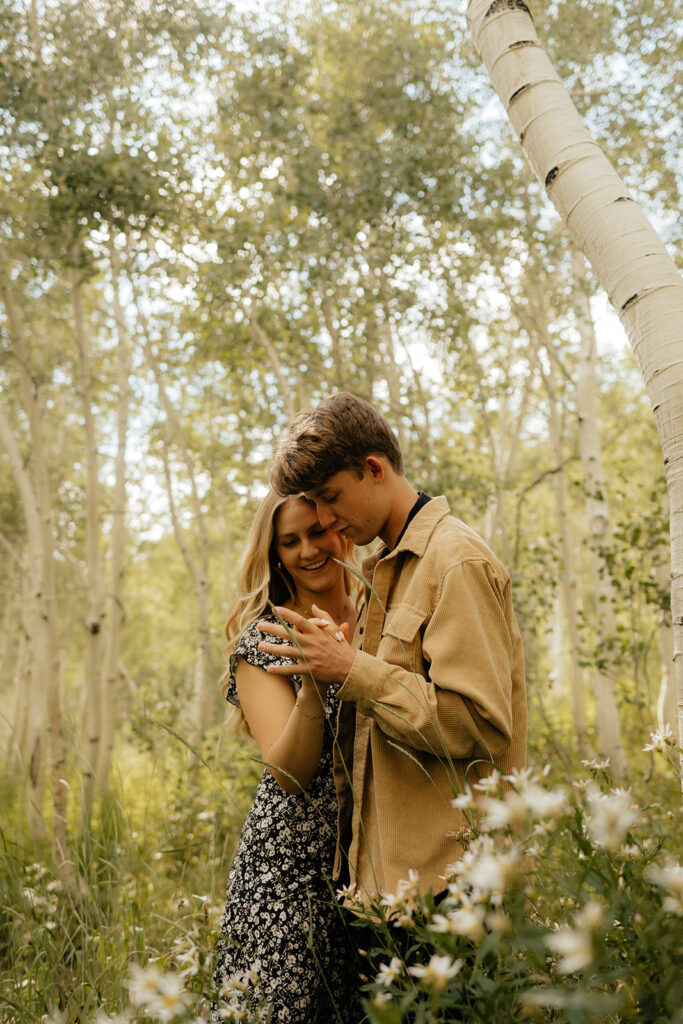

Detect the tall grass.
[
  {"left": 1, "top": 713, "right": 681, "bottom": 1023},
  {"left": 0, "top": 725, "right": 260, "bottom": 1023}
]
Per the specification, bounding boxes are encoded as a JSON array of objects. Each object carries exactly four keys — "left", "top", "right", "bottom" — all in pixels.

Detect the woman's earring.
[{"left": 277, "top": 561, "right": 283, "bottom": 570}]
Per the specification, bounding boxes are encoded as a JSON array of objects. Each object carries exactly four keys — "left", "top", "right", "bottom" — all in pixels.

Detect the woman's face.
[{"left": 274, "top": 496, "right": 345, "bottom": 599}]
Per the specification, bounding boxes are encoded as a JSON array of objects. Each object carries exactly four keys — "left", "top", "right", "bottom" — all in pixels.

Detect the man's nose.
[{"left": 316, "top": 504, "right": 336, "bottom": 529}]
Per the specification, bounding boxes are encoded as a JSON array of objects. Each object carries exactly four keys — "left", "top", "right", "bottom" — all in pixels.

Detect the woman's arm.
[{"left": 235, "top": 658, "right": 328, "bottom": 794}]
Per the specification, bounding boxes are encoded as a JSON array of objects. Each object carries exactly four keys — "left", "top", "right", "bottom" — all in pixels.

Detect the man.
[{"left": 258, "top": 392, "right": 527, "bottom": 903}]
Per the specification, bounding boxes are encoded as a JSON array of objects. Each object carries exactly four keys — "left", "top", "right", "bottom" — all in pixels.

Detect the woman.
[{"left": 212, "top": 491, "right": 361, "bottom": 1024}]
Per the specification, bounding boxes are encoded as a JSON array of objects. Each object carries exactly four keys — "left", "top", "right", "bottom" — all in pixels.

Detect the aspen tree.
[
  {"left": 97, "top": 242, "right": 131, "bottom": 794},
  {"left": 539, "top": 362, "right": 588, "bottom": 755},
  {"left": 71, "top": 257, "right": 106, "bottom": 817},
  {"left": 0, "top": 261, "right": 75, "bottom": 879},
  {"left": 135, "top": 300, "right": 216, "bottom": 744},
  {"left": 468, "top": 0, "right": 683, "bottom": 777}
]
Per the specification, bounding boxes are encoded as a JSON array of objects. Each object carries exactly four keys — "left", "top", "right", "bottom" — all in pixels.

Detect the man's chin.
[{"left": 346, "top": 529, "right": 375, "bottom": 547}]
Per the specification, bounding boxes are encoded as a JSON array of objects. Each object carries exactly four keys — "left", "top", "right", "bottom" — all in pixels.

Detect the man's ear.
[{"left": 365, "top": 455, "right": 385, "bottom": 482}]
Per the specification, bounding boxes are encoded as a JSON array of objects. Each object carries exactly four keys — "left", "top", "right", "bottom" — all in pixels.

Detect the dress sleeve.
[{"left": 225, "top": 617, "right": 299, "bottom": 708}]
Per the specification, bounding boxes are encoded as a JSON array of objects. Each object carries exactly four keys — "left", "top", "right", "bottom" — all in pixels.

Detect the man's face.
[{"left": 306, "top": 465, "right": 386, "bottom": 547}]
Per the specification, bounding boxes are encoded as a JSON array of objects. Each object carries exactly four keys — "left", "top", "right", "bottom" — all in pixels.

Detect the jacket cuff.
[{"left": 338, "top": 650, "right": 392, "bottom": 709}]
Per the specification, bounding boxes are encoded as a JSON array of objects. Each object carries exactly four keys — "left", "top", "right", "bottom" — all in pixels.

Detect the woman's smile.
[{"left": 301, "top": 556, "right": 331, "bottom": 572}]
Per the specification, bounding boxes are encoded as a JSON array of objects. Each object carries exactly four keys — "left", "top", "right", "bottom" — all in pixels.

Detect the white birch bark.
[
  {"left": 70, "top": 262, "right": 106, "bottom": 815},
  {"left": 541, "top": 365, "right": 588, "bottom": 753},
  {"left": 571, "top": 258, "right": 628, "bottom": 775},
  {"left": 97, "top": 244, "right": 130, "bottom": 792},
  {"left": 656, "top": 558, "right": 677, "bottom": 734},
  {"left": 137, "top": 305, "right": 215, "bottom": 742},
  {"left": 0, "top": 260, "right": 74, "bottom": 874},
  {"left": 468, "top": 0, "right": 683, "bottom": 778}
]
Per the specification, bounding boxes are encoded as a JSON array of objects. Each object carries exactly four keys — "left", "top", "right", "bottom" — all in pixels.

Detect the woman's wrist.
[{"left": 294, "top": 690, "right": 325, "bottom": 720}]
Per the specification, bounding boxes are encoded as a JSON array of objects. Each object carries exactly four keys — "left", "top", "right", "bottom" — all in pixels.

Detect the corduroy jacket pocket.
[{"left": 381, "top": 603, "right": 424, "bottom": 643}]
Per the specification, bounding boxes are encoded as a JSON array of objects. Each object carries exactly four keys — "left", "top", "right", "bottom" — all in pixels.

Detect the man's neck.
[{"left": 379, "top": 477, "right": 419, "bottom": 550}]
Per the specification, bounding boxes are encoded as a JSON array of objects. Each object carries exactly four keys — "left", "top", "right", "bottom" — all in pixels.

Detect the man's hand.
[{"left": 257, "top": 606, "right": 356, "bottom": 684}]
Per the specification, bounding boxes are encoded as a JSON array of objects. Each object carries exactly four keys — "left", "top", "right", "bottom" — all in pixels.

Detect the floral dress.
[{"left": 212, "top": 617, "right": 361, "bottom": 1024}]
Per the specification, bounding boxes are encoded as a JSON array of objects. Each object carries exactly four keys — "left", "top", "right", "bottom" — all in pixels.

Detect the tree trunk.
[
  {"left": 136, "top": 301, "right": 215, "bottom": 744},
  {"left": 0, "top": 259, "right": 74, "bottom": 876},
  {"left": 97, "top": 244, "right": 130, "bottom": 793},
  {"left": 468, "top": 0, "right": 683, "bottom": 780},
  {"left": 656, "top": 558, "right": 677, "bottom": 733},
  {"left": 572, "top": 255, "right": 628, "bottom": 774},
  {"left": 70, "top": 261, "right": 105, "bottom": 817},
  {"left": 541, "top": 366, "right": 589, "bottom": 754}
]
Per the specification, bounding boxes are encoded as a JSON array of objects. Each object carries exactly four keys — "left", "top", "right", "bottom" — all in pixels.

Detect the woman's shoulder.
[
  {"left": 231, "top": 612, "right": 296, "bottom": 669},
  {"left": 233, "top": 613, "right": 277, "bottom": 653}
]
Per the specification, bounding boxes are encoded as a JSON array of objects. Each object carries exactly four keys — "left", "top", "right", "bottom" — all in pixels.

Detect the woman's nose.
[{"left": 300, "top": 536, "right": 320, "bottom": 558}]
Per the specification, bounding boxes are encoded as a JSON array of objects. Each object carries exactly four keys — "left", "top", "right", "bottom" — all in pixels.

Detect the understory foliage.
[{"left": 1, "top": 737, "right": 681, "bottom": 1023}]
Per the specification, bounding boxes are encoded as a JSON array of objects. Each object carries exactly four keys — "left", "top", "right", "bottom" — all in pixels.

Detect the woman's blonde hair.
[{"left": 220, "top": 490, "right": 359, "bottom": 728}]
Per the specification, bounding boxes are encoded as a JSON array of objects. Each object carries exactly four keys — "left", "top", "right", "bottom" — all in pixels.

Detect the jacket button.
[{"left": 359, "top": 627, "right": 364, "bottom": 634}]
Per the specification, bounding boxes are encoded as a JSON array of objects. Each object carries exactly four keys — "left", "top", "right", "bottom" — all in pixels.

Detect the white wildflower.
[
  {"left": 473, "top": 769, "right": 502, "bottom": 794},
  {"left": 429, "top": 913, "right": 457, "bottom": 934},
  {"left": 452, "top": 787, "right": 475, "bottom": 810},
  {"left": 581, "top": 758, "right": 611, "bottom": 771},
  {"left": 523, "top": 784, "right": 568, "bottom": 821},
  {"left": 408, "top": 954, "right": 463, "bottom": 991},
  {"left": 172, "top": 935, "right": 200, "bottom": 979},
  {"left": 336, "top": 882, "right": 360, "bottom": 903},
  {"left": 396, "top": 869, "right": 419, "bottom": 904},
  {"left": 544, "top": 926, "right": 593, "bottom": 974},
  {"left": 544, "top": 900, "right": 603, "bottom": 974},
  {"left": 376, "top": 956, "right": 403, "bottom": 986},
  {"left": 94, "top": 1014, "right": 131, "bottom": 1024},
  {"left": 127, "top": 964, "right": 165, "bottom": 1007},
  {"left": 619, "top": 844, "right": 641, "bottom": 860},
  {"left": 445, "top": 905, "right": 486, "bottom": 941},
  {"left": 465, "top": 849, "right": 519, "bottom": 897},
  {"left": 574, "top": 900, "right": 604, "bottom": 932},
  {"left": 502, "top": 766, "right": 534, "bottom": 787},
  {"left": 584, "top": 786, "right": 638, "bottom": 854},
  {"left": 481, "top": 793, "right": 527, "bottom": 831},
  {"left": 373, "top": 991, "right": 392, "bottom": 1007},
  {"left": 379, "top": 892, "right": 402, "bottom": 913},
  {"left": 148, "top": 972, "right": 188, "bottom": 1022},
  {"left": 445, "top": 879, "right": 469, "bottom": 902},
  {"left": 647, "top": 861, "right": 683, "bottom": 916},
  {"left": 643, "top": 724, "right": 676, "bottom": 752}
]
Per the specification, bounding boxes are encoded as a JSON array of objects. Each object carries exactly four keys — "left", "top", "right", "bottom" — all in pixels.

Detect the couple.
[{"left": 212, "top": 393, "right": 527, "bottom": 1023}]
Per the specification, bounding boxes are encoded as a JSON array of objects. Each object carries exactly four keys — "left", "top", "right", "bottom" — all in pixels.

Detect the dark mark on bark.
[
  {"left": 615, "top": 196, "right": 633, "bottom": 203},
  {"left": 545, "top": 166, "right": 559, "bottom": 187},
  {"left": 485, "top": 0, "right": 532, "bottom": 17},
  {"left": 621, "top": 293, "right": 639, "bottom": 312},
  {"left": 509, "top": 82, "right": 532, "bottom": 103},
  {"left": 509, "top": 39, "right": 539, "bottom": 50}
]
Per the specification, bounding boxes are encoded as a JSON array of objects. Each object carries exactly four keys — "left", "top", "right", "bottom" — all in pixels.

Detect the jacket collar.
[{"left": 362, "top": 495, "right": 450, "bottom": 571}]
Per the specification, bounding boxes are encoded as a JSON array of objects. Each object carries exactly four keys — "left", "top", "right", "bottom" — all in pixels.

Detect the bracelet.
[{"left": 294, "top": 699, "right": 324, "bottom": 721}]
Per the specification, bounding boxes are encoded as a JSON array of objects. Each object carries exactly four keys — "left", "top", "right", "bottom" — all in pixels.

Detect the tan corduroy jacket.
[{"left": 332, "top": 496, "right": 527, "bottom": 901}]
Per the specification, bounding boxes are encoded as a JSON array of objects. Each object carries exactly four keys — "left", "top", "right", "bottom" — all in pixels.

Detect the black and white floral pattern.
[{"left": 212, "top": 617, "right": 361, "bottom": 1023}]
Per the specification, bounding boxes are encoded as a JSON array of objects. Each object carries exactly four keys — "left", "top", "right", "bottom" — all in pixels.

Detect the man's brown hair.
[{"left": 270, "top": 392, "right": 404, "bottom": 495}]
